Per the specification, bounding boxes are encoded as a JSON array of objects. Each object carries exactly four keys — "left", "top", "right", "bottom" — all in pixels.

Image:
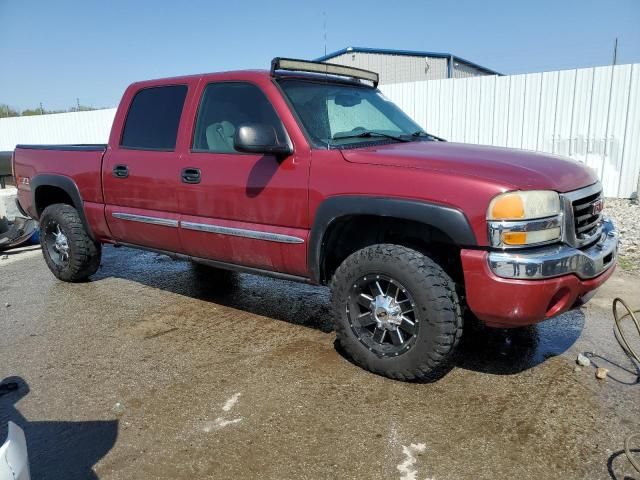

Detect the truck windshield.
[{"left": 277, "top": 79, "right": 437, "bottom": 148}]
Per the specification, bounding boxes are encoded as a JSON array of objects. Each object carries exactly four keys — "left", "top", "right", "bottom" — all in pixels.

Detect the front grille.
[{"left": 572, "top": 190, "right": 603, "bottom": 246}]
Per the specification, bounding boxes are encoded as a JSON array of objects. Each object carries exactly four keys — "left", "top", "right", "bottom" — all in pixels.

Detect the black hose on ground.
[
  {"left": 613, "top": 297, "right": 640, "bottom": 473},
  {"left": 624, "top": 433, "right": 640, "bottom": 473}
]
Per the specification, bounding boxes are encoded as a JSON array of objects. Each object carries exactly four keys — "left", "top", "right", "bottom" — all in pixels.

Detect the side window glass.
[
  {"left": 120, "top": 85, "right": 187, "bottom": 150},
  {"left": 193, "top": 82, "right": 286, "bottom": 153}
]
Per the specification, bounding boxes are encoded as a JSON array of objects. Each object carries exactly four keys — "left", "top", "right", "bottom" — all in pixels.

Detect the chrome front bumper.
[{"left": 488, "top": 218, "right": 618, "bottom": 280}]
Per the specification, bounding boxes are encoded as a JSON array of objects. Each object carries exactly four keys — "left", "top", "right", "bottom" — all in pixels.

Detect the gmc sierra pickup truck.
[{"left": 13, "top": 58, "right": 618, "bottom": 380}]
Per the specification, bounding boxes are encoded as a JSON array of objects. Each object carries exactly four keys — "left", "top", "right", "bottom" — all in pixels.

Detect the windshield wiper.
[
  {"left": 332, "top": 130, "right": 411, "bottom": 143},
  {"left": 410, "top": 131, "right": 447, "bottom": 142}
]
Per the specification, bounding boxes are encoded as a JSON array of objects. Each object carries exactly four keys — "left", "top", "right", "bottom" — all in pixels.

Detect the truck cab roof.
[{"left": 128, "top": 70, "right": 376, "bottom": 92}]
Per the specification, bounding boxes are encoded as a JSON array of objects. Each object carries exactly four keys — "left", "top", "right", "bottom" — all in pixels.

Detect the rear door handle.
[
  {"left": 113, "top": 164, "right": 129, "bottom": 178},
  {"left": 181, "top": 167, "right": 201, "bottom": 184}
]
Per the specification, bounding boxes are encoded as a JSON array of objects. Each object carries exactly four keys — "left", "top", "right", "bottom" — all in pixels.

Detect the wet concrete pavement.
[{"left": 1, "top": 246, "right": 639, "bottom": 479}]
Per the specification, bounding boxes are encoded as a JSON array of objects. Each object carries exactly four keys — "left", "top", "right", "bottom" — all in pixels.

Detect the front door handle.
[
  {"left": 181, "top": 167, "right": 201, "bottom": 184},
  {"left": 113, "top": 164, "right": 129, "bottom": 178}
]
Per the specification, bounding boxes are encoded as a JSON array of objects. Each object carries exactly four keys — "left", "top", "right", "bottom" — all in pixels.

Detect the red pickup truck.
[{"left": 13, "top": 58, "right": 618, "bottom": 380}]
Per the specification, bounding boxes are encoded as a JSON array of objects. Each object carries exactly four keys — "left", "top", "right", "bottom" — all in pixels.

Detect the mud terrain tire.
[
  {"left": 40, "top": 204, "right": 101, "bottom": 282},
  {"left": 330, "top": 244, "right": 462, "bottom": 381}
]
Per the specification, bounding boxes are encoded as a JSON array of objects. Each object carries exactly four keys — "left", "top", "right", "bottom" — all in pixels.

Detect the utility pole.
[
  {"left": 323, "top": 10, "right": 327, "bottom": 57},
  {"left": 612, "top": 37, "right": 618, "bottom": 66},
  {"left": 76, "top": 98, "right": 80, "bottom": 111}
]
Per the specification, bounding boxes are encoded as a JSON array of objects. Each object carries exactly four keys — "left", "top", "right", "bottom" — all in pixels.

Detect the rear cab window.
[{"left": 120, "top": 85, "right": 188, "bottom": 151}]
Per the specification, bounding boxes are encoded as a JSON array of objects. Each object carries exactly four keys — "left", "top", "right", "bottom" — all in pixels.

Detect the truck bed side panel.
[{"left": 13, "top": 147, "right": 108, "bottom": 239}]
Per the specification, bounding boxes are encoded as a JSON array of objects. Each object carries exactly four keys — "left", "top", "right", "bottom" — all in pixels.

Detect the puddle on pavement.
[{"left": 456, "top": 309, "right": 586, "bottom": 375}]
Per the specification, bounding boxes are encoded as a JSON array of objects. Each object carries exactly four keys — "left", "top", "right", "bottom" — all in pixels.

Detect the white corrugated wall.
[
  {"left": 0, "top": 108, "right": 116, "bottom": 151},
  {"left": 381, "top": 63, "right": 640, "bottom": 198}
]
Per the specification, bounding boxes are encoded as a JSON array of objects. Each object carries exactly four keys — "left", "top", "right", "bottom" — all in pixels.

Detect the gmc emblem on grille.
[{"left": 591, "top": 198, "right": 604, "bottom": 215}]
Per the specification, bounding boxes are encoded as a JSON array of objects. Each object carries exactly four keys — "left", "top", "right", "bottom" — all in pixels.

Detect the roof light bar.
[{"left": 271, "top": 57, "right": 379, "bottom": 87}]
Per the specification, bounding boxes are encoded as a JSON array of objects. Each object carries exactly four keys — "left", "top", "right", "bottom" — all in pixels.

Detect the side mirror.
[{"left": 234, "top": 123, "right": 292, "bottom": 158}]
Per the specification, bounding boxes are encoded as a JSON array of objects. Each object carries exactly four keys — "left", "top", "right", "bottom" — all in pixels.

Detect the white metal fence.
[
  {"left": 381, "top": 63, "right": 640, "bottom": 198},
  {"left": 1, "top": 63, "right": 639, "bottom": 197},
  {"left": 0, "top": 108, "right": 116, "bottom": 152}
]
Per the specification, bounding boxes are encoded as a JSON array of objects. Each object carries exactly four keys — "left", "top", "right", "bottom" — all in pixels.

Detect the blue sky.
[{"left": 1, "top": 0, "right": 639, "bottom": 111}]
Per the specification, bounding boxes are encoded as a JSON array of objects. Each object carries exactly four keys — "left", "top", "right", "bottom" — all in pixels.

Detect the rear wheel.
[
  {"left": 330, "top": 244, "right": 463, "bottom": 381},
  {"left": 40, "top": 204, "right": 101, "bottom": 282}
]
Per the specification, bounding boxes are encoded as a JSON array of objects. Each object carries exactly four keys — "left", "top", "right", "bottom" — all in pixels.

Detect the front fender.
[{"left": 308, "top": 196, "right": 477, "bottom": 283}]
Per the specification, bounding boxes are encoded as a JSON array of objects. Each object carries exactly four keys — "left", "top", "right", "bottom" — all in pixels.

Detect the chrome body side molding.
[
  {"left": 112, "top": 212, "right": 179, "bottom": 228},
  {"left": 111, "top": 213, "right": 305, "bottom": 244},
  {"left": 180, "top": 221, "right": 304, "bottom": 244}
]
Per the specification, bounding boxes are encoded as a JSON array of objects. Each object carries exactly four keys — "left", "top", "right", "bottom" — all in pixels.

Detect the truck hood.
[{"left": 340, "top": 141, "right": 598, "bottom": 193}]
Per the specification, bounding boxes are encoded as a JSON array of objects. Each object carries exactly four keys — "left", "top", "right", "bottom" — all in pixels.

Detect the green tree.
[
  {"left": 0, "top": 104, "right": 19, "bottom": 118},
  {"left": 21, "top": 108, "right": 44, "bottom": 116},
  {"left": 0, "top": 103, "right": 101, "bottom": 117},
  {"left": 21, "top": 107, "right": 65, "bottom": 116}
]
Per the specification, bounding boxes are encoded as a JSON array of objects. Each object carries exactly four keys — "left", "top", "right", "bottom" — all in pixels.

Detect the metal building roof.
[{"left": 315, "top": 46, "right": 501, "bottom": 76}]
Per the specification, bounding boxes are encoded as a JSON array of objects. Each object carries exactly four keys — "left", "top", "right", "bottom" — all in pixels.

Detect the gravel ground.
[{"left": 605, "top": 197, "right": 640, "bottom": 273}]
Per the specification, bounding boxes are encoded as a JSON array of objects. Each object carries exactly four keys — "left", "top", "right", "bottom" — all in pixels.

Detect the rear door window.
[{"left": 120, "top": 85, "right": 188, "bottom": 151}]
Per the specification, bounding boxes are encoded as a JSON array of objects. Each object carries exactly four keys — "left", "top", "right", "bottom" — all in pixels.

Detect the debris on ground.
[
  {"left": 0, "top": 217, "right": 38, "bottom": 252},
  {"left": 4, "top": 302, "right": 10, "bottom": 308},
  {"left": 595, "top": 367, "right": 609, "bottom": 380},
  {"left": 576, "top": 353, "right": 591, "bottom": 367},
  {"left": 112, "top": 402, "right": 126, "bottom": 416}
]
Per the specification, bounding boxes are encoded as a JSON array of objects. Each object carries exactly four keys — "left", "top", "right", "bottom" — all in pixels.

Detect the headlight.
[
  {"left": 487, "top": 190, "right": 560, "bottom": 220},
  {"left": 487, "top": 191, "right": 562, "bottom": 248}
]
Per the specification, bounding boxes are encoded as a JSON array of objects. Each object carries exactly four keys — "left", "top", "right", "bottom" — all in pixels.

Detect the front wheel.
[
  {"left": 330, "top": 244, "right": 462, "bottom": 381},
  {"left": 40, "top": 204, "right": 101, "bottom": 282}
]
